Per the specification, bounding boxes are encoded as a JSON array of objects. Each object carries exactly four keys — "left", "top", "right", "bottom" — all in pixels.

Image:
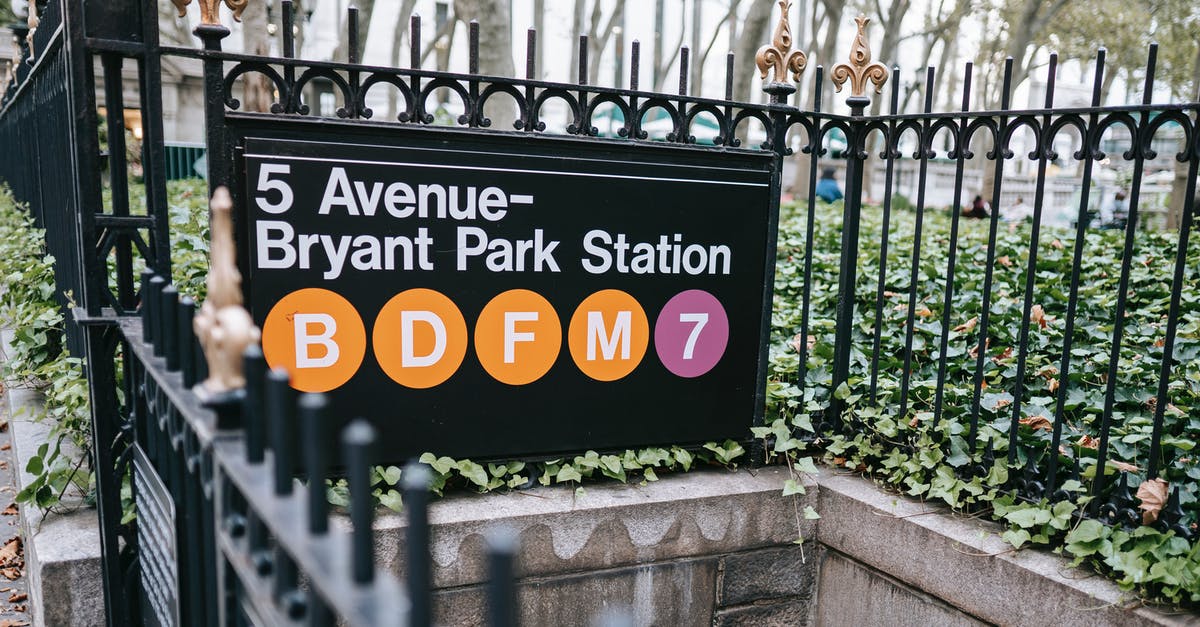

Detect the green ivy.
[{"left": 767, "top": 198, "right": 1200, "bottom": 606}]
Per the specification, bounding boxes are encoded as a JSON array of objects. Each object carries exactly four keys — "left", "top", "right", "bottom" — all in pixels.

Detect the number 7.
[{"left": 679, "top": 313, "right": 708, "bottom": 360}]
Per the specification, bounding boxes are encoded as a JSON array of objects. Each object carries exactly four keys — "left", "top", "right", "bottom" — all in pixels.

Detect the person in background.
[
  {"left": 1002, "top": 196, "right": 1033, "bottom": 222},
  {"left": 1102, "top": 190, "right": 1129, "bottom": 230},
  {"left": 963, "top": 194, "right": 989, "bottom": 219},
  {"left": 815, "top": 167, "right": 843, "bottom": 203}
]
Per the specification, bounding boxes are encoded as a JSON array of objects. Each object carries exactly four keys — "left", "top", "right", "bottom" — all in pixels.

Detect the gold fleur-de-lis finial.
[
  {"left": 755, "top": 0, "right": 808, "bottom": 85},
  {"left": 193, "top": 187, "right": 260, "bottom": 395},
  {"left": 171, "top": 0, "right": 248, "bottom": 26},
  {"left": 831, "top": 15, "right": 888, "bottom": 99}
]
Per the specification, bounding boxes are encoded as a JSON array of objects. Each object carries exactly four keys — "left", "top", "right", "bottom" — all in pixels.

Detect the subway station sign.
[{"left": 240, "top": 133, "right": 776, "bottom": 460}]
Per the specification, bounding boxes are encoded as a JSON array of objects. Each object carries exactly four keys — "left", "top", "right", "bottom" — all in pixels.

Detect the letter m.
[{"left": 587, "top": 311, "right": 631, "bottom": 361}]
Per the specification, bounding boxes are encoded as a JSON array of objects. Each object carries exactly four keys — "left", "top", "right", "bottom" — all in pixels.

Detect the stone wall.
[{"left": 370, "top": 466, "right": 820, "bottom": 626}]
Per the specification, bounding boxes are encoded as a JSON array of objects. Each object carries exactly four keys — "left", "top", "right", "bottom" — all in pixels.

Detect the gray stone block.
[
  {"left": 713, "top": 598, "right": 814, "bottom": 627},
  {"left": 814, "top": 471, "right": 1191, "bottom": 627},
  {"left": 718, "top": 543, "right": 818, "bottom": 606},
  {"left": 814, "top": 550, "right": 984, "bottom": 627},
  {"left": 6, "top": 379, "right": 103, "bottom": 627},
  {"left": 373, "top": 466, "right": 817, "bottom": 589},
  {"left": 434, "top": 558, "right": 718, "bottom": 627}
]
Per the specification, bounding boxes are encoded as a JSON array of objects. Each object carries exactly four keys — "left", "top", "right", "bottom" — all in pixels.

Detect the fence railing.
[
  {"left": 123, "top": 188, "right": 531, "bottom": 626},
  {"left": 0, "top": 0, "right": 1197, "bottom": 624}
]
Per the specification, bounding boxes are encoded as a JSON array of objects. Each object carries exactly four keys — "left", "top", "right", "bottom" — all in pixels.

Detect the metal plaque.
[
  {"left": 133, "top": 444, "right": 180, "bottom": 627},
  {"left": 239, "top": 131, "right": 776, "bottom": 460}
]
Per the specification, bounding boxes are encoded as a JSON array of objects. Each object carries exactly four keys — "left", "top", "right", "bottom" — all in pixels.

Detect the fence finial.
[
  {"left": 172, "top": 0, "right": 248, "bottom": 25},
  {"left": 831, "top": 15, "right": 888, "bottom": 106},
  {"left": 194, "top": 187, "right": 261, "bottom": 395},
  {"left": 755, "top": 0, "right": 807, "bottom": 88}
]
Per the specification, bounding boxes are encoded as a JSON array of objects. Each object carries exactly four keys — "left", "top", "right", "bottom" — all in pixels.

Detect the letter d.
[
  {"left": 401, "top": 311, "right": 447, "bottom": 367},
  {"left": 294, "top": 313, "right": 340, "bottom": 368}
]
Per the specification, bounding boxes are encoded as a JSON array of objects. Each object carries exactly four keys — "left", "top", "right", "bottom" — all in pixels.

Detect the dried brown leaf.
[
  {"left": 1048, "top": 378, "right": 1059, "bottom": 393},
  {"left": 995, "top": 398, "right": 1012, "bottom": 410},
  {"left": 0, "top": 568, "right": 20, "bottom": 581},
  {"left": 0, "top": 619, "right": 29, "bottom": 627},
  {"left": 997, "top": 255, "right": 1013, "bottom": 267},
  {"left": 1030, "top": 304, "right": 1048, "bottom": 329},
  {"left": 1110, "top": 460, "right": 1140, "bottom": 473},
  {"left": 1137, "top": 478, "right": 1169, "bottom": 525},
  {"left": 1077, "top": 435, "right": 1100, "bottom": 450},
  {"left": 1019, "top": 416, "right": 1053, "bottom": 431},
  {"left": 7, "top": 592, "right": 26, "bottom": 603},
  {"left": 1051, "top": 239, "right": 1064, "bottom": 249},
  {"left": 953, "top": 317, "right": 978, "bottom": 333},
  {"left": 883, "top": 290, "right": 900, "bottom": 298},
  {"left": 0, "top": 505, "right": 16, "bottom": 517},
  {"left": 915, "top": 307, "right": 934, "bottom": 318},
  {"left": 993, "top": 346, "right": 1014, "bottom": 363}
]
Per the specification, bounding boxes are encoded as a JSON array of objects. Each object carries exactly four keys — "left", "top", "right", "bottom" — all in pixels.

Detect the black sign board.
[{"left": 240, "top": 132, "right": 775, "bottom": 460}]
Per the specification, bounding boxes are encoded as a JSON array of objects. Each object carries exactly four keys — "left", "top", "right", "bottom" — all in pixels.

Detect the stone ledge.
[
  {"left": 2, "top": 328, "right": 103, "bottom": 627},
  {"left": 814, "top": 470, "right": 1197, "bottom": 627},
  {"left": 370, "top": 464, "right": 818, "bottom": 590},
  {"left": 6, "top": 384, "right": 103, "bottom": 627}
]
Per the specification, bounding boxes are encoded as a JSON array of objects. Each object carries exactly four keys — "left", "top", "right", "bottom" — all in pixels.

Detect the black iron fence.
[{"left": 0, "top": 0, "right": 1197, "bottom": 624}]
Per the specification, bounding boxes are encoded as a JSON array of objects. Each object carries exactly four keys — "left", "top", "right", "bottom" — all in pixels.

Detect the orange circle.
[
  {"left": 261, "top": 288, "right": 366, "bottom": 392},
  {"left": 474, "top": 289, "right": 562, "bottom": 385},
  {"left": 568, "top": 290, "right": 649, "bottom": 381},
  {"left": 373, "top": 289, "right": 468, "bottom": 389}
]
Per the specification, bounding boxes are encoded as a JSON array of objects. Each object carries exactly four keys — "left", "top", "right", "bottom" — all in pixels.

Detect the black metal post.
[
  {"left": 194, "top": 19, "right": 232, "bottom": 189},
  {"left": 344, "top": 419, "right": 377, "bottom": 585},
  {"left": 830, "top": 93, "right": 872, "bottom": 417},
  {"left": 403, "top": 463, "right": 432, "bottom": 626},
  {"left": 486, "top": 530, "right": 518, "bottom": 627},
  {"left": 300, "top": 393, "right": 329, "bottom": 534}
]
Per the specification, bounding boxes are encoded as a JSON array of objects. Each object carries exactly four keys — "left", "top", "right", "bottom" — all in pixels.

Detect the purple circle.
[{"left": 654, "top": 290, "right": 729, "bottom": 378}]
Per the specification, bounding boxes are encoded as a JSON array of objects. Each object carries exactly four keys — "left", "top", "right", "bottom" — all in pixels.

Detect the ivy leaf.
[
  {"left": 803, "top": 506, "right": 821, "bottom": 520},
  {"left": 782, "top": 479, "right": 806, "bottom": 496},
  {"left": 419, "top": 453, "right": 455, "bottom": 475},
  {"left": 556, "top": 465, "right": 582, "bottom": 483},
  {"left": 1002, "top": 528, "right": 1031, "bottom": 549}
]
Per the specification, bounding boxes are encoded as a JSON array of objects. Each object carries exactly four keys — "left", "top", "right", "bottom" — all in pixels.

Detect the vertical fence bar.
[
  {"left": 868, "top": 67, "right": 901, "bottom": 404},
  {"left": 796, "top": 67, "right": 823, "bottom": 397},
  {"left": 931, "top": 62, "right": 973, "bottom": 423},
  {"left": 344, "top": 420, "right": 377, "bottom": 584},
  {"left": 149, "top": 275, "right": 166, "bottom": 354},
  {"left": 898, "top": 68, "right": 936, "bottom": 419},
  {"left": 486, "top": 530, "right": 518, "bottom": 627},
  {"left": 161, "top": 285, "right": 180, "bottom": 370},
  {"left": 1147, "top": 133, "right": 1199, "bottom": 480},
  {"left": 1047, "top": 51, "right": 1105, "bottom": 490},
  {"left": 179, "top": 296, "right": 198, "bottom": 387},
  {"left": 1093, "top": 45, "right": 1158, "bottom": 509},
  {"left": 267, "top": 367, "right": 294, "bottom": 495},
  {"left": 403, "top": 464, "right": 432, "bottom": 626},
  {"left": 243, "top": 346, "right": 267, "bottom": 463},
  {"left": 300, "top": 393, "right": 329, "bottom": 534},
  {"left": 968, "top": 58, "right": 1015, "bottom": 450},
  {"left": 1007, "top": 54, "right": 1059, "bottom": 469}
]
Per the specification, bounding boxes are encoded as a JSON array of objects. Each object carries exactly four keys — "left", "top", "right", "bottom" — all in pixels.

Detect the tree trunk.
[
  {"left": 454, "top": 0, "right": 515, "bottom": 126},
  {"left": 690, "top": 0, "right": 703, "bottom": 95},
  {"left": 569, "top": 0, "right": 587, "bottom": 82},
  {"left": 533, "top": 0, "right": 545, "bottom": 78},
  {"left": 1167, "top": 43, "right": 1200, "bottom": 229},
  {"left": 588, "top": 1, "right": 626, "bottom": 86},
  {"left": 334, "top": 0, "right": 376, "bottom": 62},
  {"left": 653, "top": 0, "right": 665, "bottom": 90},
  {"left": 732, "top": 0, "right": 773, "bottom": 103},
  {"left": 387, "top": 0, "right": 419, "bottom": 120},
  {"left": 241, "top": 1, "right": 272, "bottom": 113}
]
